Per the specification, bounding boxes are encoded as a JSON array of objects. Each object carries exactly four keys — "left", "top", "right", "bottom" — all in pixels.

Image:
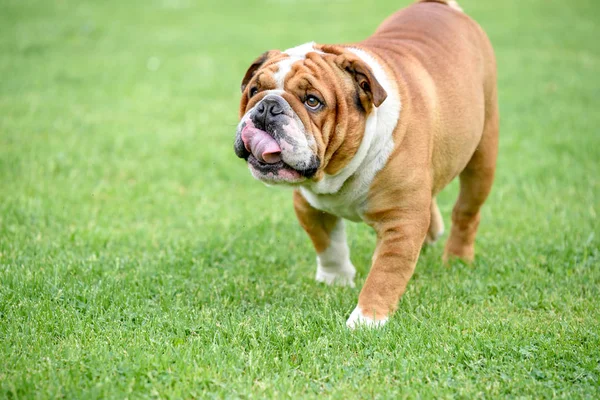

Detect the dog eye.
[
  {"left": 304, "top": 95, "right": 321, "bottom": 110},
  {"left": 249, "top": 87, "right": 258, "bottom": 98}
]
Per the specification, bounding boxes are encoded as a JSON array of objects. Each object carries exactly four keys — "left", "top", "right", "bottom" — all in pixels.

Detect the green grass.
[{"left": 1, "top": 0, "right": 599, "bottom": 398}]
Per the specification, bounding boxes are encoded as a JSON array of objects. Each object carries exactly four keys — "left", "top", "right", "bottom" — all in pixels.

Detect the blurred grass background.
[{"left": 1, "top": 0, "right": 599, "bottom": 398}]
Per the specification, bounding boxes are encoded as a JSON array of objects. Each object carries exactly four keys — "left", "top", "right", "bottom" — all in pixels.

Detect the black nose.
[{"left": 255, "top": 97, "right": 285, "bottom": 126}]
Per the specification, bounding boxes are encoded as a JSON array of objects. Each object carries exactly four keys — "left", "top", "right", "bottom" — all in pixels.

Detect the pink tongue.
[{"left": 241, "top": 127, "right": 282, "bottom": 164}]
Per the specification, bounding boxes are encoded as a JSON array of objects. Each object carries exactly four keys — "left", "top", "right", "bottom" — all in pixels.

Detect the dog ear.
[
  {"left": 240, "top": 50, "right": 281, "bottom": 92},
  {"left": 330, "top": 50, "right": 387, "bottom": 107}
]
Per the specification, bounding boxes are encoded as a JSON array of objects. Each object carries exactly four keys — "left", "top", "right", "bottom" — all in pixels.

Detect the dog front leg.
[
  {"left": 347, "top": 206, "right": 430, "bottom": 328},
  {"left": 293, "top": 190, "right": 356, "bottom": 287}
]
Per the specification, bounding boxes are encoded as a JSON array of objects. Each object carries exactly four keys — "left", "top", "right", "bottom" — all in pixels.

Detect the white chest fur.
[
  {"left": 299, "top": 48, "right": 401, "bottom": 222},
  {"left": 300, "top": 177, "right": 369, "bottom": 222}
]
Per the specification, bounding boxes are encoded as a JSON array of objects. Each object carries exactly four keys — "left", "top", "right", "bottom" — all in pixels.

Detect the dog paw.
[
  {"left": 424, "top": 225, "right": 444, "bottom": 245},
  {"left": 425, "top": 200, "right": 445, "bottom": 245},
  {"left": 315, "top": 263, "right": 356, "bottom": 287},
  {"left": 346, "top": 306, "right": 388, "bottom": 329},
  {"left": 424, "top": 226, "right": 445, "bottom": 245},
  {"left": 443, "top": 240, "right": 475, "bottom": 263}
]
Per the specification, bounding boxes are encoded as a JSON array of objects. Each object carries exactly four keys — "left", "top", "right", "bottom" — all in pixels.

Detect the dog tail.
[{"left": 417, "top": 0, "right": 463, "bottom": 12}]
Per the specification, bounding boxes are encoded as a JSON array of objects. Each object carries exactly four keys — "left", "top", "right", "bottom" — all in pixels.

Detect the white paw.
[
  {"left": 425, "top": 226, "right": 445, "bottom": 245},
  {"left": 315, "top": 262, "right": 356, "bottom": 287},
  {"left": 346, "top": 306, "right": 388, "bottom": 329}
]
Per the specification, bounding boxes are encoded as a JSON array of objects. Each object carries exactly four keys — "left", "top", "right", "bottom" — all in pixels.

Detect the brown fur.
[
  {"left": 240, "top": 0, "right": 498, "bottom": 322},
  {"left": 344, "top": 2, "right": 499, "bottom": 319}
]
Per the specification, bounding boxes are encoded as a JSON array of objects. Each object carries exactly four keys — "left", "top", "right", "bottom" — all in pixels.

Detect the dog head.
[{"left": 234, "top": 43, "right": 387, "bottom": 185}]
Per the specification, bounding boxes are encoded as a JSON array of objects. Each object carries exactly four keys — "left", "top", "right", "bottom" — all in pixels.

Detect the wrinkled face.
[{"left": 234, "top": 43, "right": 387, "bottom": 185}]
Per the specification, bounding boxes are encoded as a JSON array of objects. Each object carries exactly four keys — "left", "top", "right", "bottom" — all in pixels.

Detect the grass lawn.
[{"left": 1, "top": 0, "right": 599, "bottom": 397}]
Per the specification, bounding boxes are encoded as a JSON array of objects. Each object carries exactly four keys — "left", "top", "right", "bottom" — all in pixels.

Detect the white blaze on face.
[
  {"left": 273, "top": 42, "right": 324, "bottom": 90},
  {"left": 258, "top": 43, "right": 324, "bottom": 172}
]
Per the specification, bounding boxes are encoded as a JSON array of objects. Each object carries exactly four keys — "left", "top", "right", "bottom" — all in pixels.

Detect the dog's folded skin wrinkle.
[{"left": 235, "top": 0, "right": 498, "bottom": 329}]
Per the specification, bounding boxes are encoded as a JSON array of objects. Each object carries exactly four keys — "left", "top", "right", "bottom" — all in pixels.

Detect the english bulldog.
[{"left": 234, "top": 0, "right": 498, "bottom": 328}]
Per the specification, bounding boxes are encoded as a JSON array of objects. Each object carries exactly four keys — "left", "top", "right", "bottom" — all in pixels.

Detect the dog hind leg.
[{"left": 444, "top": 90, "right": 499, "bottom": 262}]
